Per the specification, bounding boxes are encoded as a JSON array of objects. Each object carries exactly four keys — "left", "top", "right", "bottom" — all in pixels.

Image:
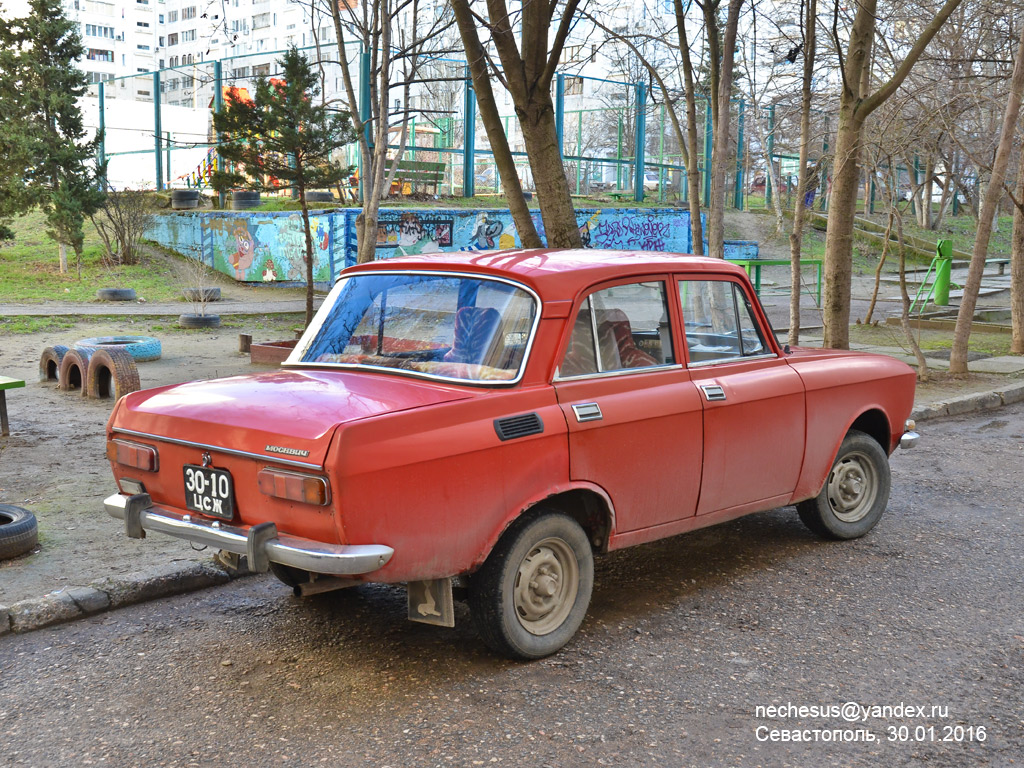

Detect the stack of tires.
[
  {"left": 171, "top": 189, "right": 201, "bottom": 210},
  {"left": 230, "top": 190, "right": 260, "bottom": 210}
]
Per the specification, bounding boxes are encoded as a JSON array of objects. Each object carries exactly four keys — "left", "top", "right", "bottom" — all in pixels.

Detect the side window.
[
  {"left": 560, "top": 281, "right": 674, "bottom": 377},
  {"left": 679, "top": 280, "right": 769, "bottom": 364}
]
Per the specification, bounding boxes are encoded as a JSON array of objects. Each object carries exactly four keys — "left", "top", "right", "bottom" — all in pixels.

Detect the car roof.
[{"left": 343, "top": 249, "right": 750, "bottom": 301}]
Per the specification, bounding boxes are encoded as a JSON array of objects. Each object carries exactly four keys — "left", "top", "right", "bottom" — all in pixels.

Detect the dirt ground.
[{"left": 0, "top": 320, "right": 291, "bottom": 606}]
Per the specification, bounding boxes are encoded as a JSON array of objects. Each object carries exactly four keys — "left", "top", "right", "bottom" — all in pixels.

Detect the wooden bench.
[
  {"left": 389, "top": 159, "right": 445, "bottom": 195},
  {"left": 0, "top": 376, "right": 26, "bottom": 437}
]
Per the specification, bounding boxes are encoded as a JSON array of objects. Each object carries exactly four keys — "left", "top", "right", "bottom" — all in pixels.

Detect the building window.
[
  {"left": 167, "top": 32, "right": 178, "bottom": 45},
  {"left": 84, "top": 24, "right": 115, "bottom": 38},
  {"left": 562, "top": 44, "right": 583, "bottom": 64},
  {"left": 158, "top": 13, "right": 164, "bottom": 23},
  {"left": 87, "top": 48, "right": 114, "bottom": 62},
  {"left": 253, "top": 12, "right": 271, "bottom": 29},
  {"left": 182, "top": 29, "right": 196, "bottom": 42},
  {"left": 168, "top": 10, "right": 178, "bottom": 22},
  {"left": 232, "top": 66, "right": 249, "bottom": 78},
  {"left": 252, "top": 63, "right": 270, "bottom": 76},
  {"left": 565, "top": 76, "right": 584, "bottom": 95},
  {"left": 182, "top": 6, "right": 197, "bottom": 20},
  {"left": 137, "top": 44, "right": 151, "bottom": 51},
  {"left": 159, "top": 36, "right": 165, "bottom": 46},
  {"left": 87, "top": 71, "right": 114, "bottom": 84},
  {"left": 137, "top": 21, "right": 150, "bottom": 28}
]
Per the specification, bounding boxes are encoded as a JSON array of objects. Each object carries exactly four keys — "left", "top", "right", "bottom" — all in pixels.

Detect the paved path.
[{"left": 2, "top": 297, "right": 323, "bottom": 317}]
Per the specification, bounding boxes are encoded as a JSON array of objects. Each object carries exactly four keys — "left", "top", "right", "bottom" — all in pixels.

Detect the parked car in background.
[{"left": 104, "top": 250, "right": 919, "bottom": 659}]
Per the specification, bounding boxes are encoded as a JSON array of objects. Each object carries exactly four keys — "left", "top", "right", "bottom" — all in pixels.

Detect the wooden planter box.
[{"left": 249, "top": 339, "right": 298, "bottom": 365}]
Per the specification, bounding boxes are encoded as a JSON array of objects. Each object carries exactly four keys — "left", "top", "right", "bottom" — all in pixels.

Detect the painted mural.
[{"left": 146, "top": 206, "right": 756, "bottom": 286}]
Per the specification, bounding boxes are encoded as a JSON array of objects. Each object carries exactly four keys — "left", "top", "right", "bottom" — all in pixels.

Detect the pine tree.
[
  {"left": 0, "top": 0, "right": 105, "bottom": 273},
  {"left": 212, "top": 46, "right": 355, "bottom": 326}
]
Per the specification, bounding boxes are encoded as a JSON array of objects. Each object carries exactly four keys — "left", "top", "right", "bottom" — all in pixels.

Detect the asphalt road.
[{"left": 2, "top": 405, "right": 1022, "bottom": 767}]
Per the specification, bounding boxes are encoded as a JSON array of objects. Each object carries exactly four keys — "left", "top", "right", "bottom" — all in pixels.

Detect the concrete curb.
[
  {"left": 3, "top": 381, "right": 1023, "bottom": 637},
  {"left": 0, "top": 559, "right": 250, "bottom": 636},
  {"left": 910, "top": 381, "right": 1024, "bottom": 422}
]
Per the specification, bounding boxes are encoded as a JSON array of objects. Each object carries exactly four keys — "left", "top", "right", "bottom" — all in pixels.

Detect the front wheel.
[
  {"left": 797, "top": 429, "right": 891, "bottom": 540},
  {"left": 469, "top": 512, "right": 594, "bottom": 659}
]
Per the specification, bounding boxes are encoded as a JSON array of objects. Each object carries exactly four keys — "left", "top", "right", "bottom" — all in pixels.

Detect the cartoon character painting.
[
  {"left": 464, "top": 212, "right": 504, "bottom": 250},
  {"left": 229, "top": 225, "right": 257, "bottom": 280}
]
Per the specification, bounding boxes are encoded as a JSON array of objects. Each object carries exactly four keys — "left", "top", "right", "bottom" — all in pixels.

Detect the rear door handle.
[{"left": 700, "top": 384, "right": 727, "bottom": 402}]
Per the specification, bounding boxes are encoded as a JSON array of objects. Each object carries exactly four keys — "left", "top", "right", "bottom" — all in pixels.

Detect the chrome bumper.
[{"left": 104, "top": 492, "right": 393, "bottom": 576}]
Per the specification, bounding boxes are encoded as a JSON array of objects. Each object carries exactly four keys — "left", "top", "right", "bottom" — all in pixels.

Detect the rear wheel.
[
  {"left": 797, "top": 429, "right": 891, "bottom": 540},
  {"left": 469, "top": 512, "right": 593, "bottom": 659}
]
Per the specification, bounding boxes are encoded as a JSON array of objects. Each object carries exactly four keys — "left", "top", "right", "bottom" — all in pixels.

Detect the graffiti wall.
[{"left": 147, "top": 206, "right": 756, "bottom": 285}]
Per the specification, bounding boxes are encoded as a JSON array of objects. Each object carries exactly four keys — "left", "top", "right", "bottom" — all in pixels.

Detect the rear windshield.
[{"left": 290, "top": 272, "right": 538, "bottom": 383}]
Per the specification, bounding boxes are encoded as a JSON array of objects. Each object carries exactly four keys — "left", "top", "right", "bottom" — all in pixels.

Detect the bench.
[
  {"left": 0, "top": 376, "right": 26, "bottom": 437},
  {"left": 988, "top": 258, "right": 1010, "bottom": 276},
  {"left": 389, "top": 159, "right": 445, "bottom": 195}
]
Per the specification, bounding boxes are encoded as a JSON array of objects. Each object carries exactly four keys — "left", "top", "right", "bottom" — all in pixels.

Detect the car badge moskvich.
[{"left": 265, "top": 445, "right": 311, "bottom": 458}]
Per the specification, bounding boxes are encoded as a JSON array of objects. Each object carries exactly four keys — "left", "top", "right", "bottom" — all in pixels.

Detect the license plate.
[{"left": 183, "top": 465, "right": 235, "bottom": 520}]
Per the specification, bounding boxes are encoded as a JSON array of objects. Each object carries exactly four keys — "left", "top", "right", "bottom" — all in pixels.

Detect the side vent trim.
[{"left": 494, "top": 412, "right": 544, "bottom": 441}]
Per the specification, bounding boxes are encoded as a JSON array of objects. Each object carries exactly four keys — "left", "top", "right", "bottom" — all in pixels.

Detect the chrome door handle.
[
  {"left": 700, "top": 384, "right": 727, "bottom": 402},
  {"left": 571, "top": 402, "right": 603, "bottom": 422}
]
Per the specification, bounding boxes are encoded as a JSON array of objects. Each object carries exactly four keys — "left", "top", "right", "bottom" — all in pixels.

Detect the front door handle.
[
  {"left": 700, "top": 384, "right": 727, "bottom": 402},
  {"left": 571, "top": 402, "right": 603, "bottom": 422}
]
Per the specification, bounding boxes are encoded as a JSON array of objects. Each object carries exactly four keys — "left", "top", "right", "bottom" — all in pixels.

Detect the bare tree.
[
  {"left": 821, "top": 0, "right": 964, "bottom": 349},
  {"left": 949, "top": 16, "right": 1024, "bottom": 373}
]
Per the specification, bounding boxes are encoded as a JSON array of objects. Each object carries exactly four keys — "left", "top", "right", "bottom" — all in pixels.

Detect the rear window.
[{"left": 290, "top": 273, "right": 538, "bottom": 384}]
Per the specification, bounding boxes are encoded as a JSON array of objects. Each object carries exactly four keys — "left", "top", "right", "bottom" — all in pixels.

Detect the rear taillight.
[
  {"left": 257, "top": 468, "right": 331, "bottom": 506},
  {"left": 107, "top": 439, "right": 159, "bottom": 472}
]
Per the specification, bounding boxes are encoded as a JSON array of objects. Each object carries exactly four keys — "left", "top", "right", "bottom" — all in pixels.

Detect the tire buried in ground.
[
  {"left": 74, "top": 335, "right": 162, "bottom": 362},
  {"left": 0, "top": 504, "right": 39, "bottom": 561},
  {"left": 181, "top": 287, "right": 221, "bottom": 302},
  {"left": 96, "top": 288, "right": 137, "bottom": 301},
  {"left": 178, "top": 313, "right": 221, "bottom": 329},
  {"left": 39, "top": 344, "right": 70, "bottom": 382},
  {"left": 58, "top": 347, "right": 96, "bottom": 392},
  {"left": 85, "top": 347, "right": 141, "bottom": 400}
]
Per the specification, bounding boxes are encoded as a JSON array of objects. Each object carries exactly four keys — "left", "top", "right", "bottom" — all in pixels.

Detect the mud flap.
[{"left": 407, "top": 578, "right": 455, "bottom": 627}]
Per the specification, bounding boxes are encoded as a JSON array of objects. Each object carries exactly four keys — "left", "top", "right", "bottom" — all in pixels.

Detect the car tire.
[
  {"left": 85, "top": 347, "right": 141, "bottom": 400},
  {"left": 269, "top": 562, "right": 312, "bottom": 590},
  {"left": 75, "top": 335, "right": 162, "bottom": 362},
  {"left": 58, "top": 347, "right": 95, "bottom": 392},
  {"left": 39, "top": 344, "right": 69, "bottom": 382},
  {"left": 797, "top": 429, "right": 891, "bottom": 540},
  {"left": 469, "top": 511, "right": 594, "bottom": 660},
  {"left": 0, "top": 504, "right": 38, "bottom": 561}
]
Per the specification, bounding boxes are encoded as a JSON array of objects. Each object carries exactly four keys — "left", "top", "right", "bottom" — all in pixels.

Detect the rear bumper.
[{"left": 104, "top": 492, "right": 393, "bottom": 576}]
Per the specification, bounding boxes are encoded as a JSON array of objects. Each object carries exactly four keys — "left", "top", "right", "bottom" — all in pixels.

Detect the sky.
[{"left": 0, "top": 0, "right": 31, "bottom": 18}]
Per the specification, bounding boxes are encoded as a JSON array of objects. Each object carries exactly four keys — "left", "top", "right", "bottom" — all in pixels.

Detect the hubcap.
[
  {"left": 826, "top": 451, "right": 878, "bottom": 523},
  {"left": 513, "top": 537, "right": 579, "bottom": 636}
]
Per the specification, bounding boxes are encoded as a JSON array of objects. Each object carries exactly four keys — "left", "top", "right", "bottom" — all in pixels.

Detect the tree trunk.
[
  {"left": 949, "top": 21, "right": 1024, "bottom": 373},
  {"left": 58, "top": 242, "right": 68, "bottom": 274},
  {"left": 519, "top": 102, "right": 581, "bottom": 248},
  {"left": 1011, "top": 144, "right": 1024, "bottom": 354},
  {"left": 822, "top": 109, "right": 864, "bottom": 349},
  {"left": 451, "top": 0, "right": 541, "bottom": 248}
]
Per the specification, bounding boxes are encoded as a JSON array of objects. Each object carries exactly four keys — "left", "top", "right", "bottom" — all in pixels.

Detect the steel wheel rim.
[
  {"left": 827, "top": 451, "right": 878, "bottom": 523},
  {"left": 513, "top": 537, "right": 579, "bottom": 636}
]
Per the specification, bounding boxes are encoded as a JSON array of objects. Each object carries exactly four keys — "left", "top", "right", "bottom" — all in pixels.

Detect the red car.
[{"left": 104, "top": 250, "right": 918, "bottom": 658}]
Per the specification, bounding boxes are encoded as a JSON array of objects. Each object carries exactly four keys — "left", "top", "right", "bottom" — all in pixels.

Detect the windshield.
[{"left": 290, "top": 272, "right": 538, "bottom": 383}]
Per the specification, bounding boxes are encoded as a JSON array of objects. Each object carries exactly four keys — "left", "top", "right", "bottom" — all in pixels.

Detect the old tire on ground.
[
  {"left": 182, "top": 287, "right": 221, "bottom": 302},
  {"left": 85, "top": 347, "right": 141, "bottom": 400},
  {"left": 230, "top": 190, "right": 260, "bottom": 210},
  {"left": 269, "top": 562, "right": 313, "bottom": 590},
  {"left": 171, "top": 189, "right": 201, "bottom": 210},
  {"left": 75, "top": 335, "right": 162, "bottom": 362},
  {"left": 797, "top": 429, "right": 891, "bottom": 540},
  {"left": 178, "top": 313, "right": 221, "bottom": 329},
  {"left": 0, "top": 504, "right": 38, "bottom": 561},
  {"left": 304, "top": 190, "right": 333, "bottom": 203},
  {"left": 96, "top": 288, "right": 137, "bottom": 301},
  {"left": 469, "top": 511, "right": 594, "bottom": 660},
  {"left": 39, "top": 344, "right": 70, "bottom": 382},
  {"left": 58, "top": 347, "right": 96, "bottom": 392}
]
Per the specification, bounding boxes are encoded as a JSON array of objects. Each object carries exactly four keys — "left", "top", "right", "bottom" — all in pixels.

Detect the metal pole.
[
  {"left": 616, "top": 112, "right": 623, "bottom": 190},
  {"left": 153, "top": 71, "right": 163, "bottom": 191},
  {"left": 658, "top": 103, "right": 665, "bottom": 202},
  {"left": 734, "top": 99, "right": 745, "bottom": 210},
  {"left": 555, "top": 73, "right": 565, "bottom": 160},
  {"left": 818, "top": 119, "right": 829, "bottom": 211},
  {"left": 165, "top": 131, "right": 171, "bottom": 184},
  {"left": 359, "top": 50, "right": 371, "bottom": 202},
  {"left": 634, "top": 81, "right": 646, "bottom": 203},
  {"left": 97, "top": 81, "right": 106, "bottom": 188},
  {"left": 765, "top": 104, "right": 775, "bottom": 207},
  {"left": 462, "top": 71, "right": 476, "bottom": 197},
  {"left": 576, "top": 110, "right": 583, "bottom": 194},
  {"left": 703, "top": 100, "right": 712, "bottom": 207},
  {"left": 934, "top": 239, "right": 953, "bottom": 305},
  {"left": 213, "top": 60, "right": 224, "bottom": 207}
]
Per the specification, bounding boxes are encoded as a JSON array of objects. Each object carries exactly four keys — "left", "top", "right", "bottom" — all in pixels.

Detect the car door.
[
  {"left": 677, "top": 277, "right": 806, "bottom": 515},
  {"left": 552, "top": 278, "right": 704, "bottom": 533}
]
